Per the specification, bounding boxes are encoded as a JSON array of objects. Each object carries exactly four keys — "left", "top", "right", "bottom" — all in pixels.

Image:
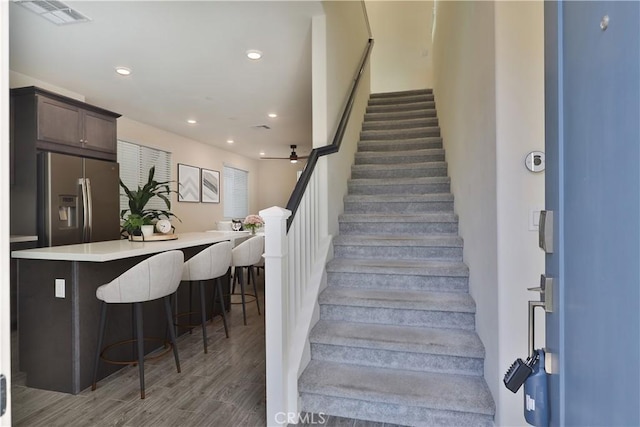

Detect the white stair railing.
[{"left": 261, "top": 162, "right": 333, "bottom": 426}]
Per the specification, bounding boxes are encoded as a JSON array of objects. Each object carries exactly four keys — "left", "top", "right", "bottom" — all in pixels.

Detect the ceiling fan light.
[{"left": 290, "top": 158, "right": 298, "bottom": 164}]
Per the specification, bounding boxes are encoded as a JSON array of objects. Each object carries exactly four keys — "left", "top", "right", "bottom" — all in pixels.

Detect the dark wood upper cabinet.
[{"left": 12, "top": 86, "right": 121, "bottom": 161}]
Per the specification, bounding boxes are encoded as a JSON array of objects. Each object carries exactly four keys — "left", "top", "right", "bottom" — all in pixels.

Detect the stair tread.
[
  {"left": 362, "top": 127, "right": 440, "bottom": 135},
  {"left": 327, "top": 257, "right": 468, "bottom": 276},
  {"left": 339, "top": 212, "right": 457, "bottom": 223},
  {"left": 299, "top": 360, "right": 495, "bottom": 415},
  {"left": 349, "top": 176, "right": 450, "bottom": 185},
  {"left": 356, "top": 148, "right": 444, "bottom": 157},
  {"left": 359, "top": 136, "right": 442, "bottom": 145},
  {"left": 310, "top": 320, "right": 484, "bottom": 358},
  {"left": 370, "top": 89, "right": 433, "bottom": 98},
  {"left": 345, "top": 193, "right": 454, "bottom": 202},
  {"left": 351, "top": 161, "right": 447, "bottom": 170},
  {"left": 333, "top": 234, "right": 462, "bottom": 246},
  {"left": 320, "top": 286, "right": 474, "bottom": 312}
]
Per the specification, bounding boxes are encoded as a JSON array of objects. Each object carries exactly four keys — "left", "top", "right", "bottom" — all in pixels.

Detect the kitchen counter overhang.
[{"left": 11, "top": 231, "right": 247, "bottom": 262}]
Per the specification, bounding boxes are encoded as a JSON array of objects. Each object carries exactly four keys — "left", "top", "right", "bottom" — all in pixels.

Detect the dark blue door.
[{"left": 544, "top": 1, "right": 640, "bottom": 425}]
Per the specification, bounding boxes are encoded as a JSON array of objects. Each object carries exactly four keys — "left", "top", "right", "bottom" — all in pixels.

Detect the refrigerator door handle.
[
  {"left": 79, "top": 178, "right": 89, "bottom": 242},
  {"left": 85, "top": 178, "right": 93, "bottom": 242}
]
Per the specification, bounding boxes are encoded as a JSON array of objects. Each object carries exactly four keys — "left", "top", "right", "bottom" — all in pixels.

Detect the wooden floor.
[
  {"left": 11, "top": 277, "right": 267, "bottom": 427},
  {"left": 10, "top": 273, "right": 397, "bottom": 427}
]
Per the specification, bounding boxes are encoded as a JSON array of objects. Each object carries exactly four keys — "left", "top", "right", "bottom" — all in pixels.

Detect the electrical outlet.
[{"left": 55, "top": 279, "right": 65, "bottom": 298}]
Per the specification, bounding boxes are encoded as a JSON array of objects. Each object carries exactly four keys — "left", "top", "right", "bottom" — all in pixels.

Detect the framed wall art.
[
  {"left": 177, "top": 163, "right": 200, "bottom": 202},
  {"left": 201, "top": 168, "right": 220, "bottom": 203}
]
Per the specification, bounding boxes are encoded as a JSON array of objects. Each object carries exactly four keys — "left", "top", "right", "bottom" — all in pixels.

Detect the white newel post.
[{"left": 260, "top": 206, "right": 292, "bottom": 426}]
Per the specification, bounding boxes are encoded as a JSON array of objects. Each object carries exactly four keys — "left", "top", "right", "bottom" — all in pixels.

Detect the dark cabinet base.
[{"left": 17, "top": 244, "right": 231, "bottom": 394}]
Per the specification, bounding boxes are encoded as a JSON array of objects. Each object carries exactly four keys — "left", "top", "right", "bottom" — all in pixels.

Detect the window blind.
[
  {"left": 223, "top": 165, "right": 248, "bottom": 219},
  {"left": 117, "top": 140, "right": 172, "bottom": 216}
]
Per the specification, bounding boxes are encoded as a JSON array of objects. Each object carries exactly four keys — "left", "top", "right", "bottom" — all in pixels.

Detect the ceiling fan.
[{"left": 260, "top": 145, "right": 309, "bottom": 163}]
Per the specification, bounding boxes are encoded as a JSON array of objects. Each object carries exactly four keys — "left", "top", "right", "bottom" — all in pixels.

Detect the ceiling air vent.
[{"left": 13, "top": 0, "right": 91, "bottom": 25}]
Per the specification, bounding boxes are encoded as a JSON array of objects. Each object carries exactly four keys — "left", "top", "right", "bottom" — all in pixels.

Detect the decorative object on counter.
[
  {"left": 129, "top": 233, "right": 178, "bottom": 242},
  {"left": 243, "top": 214, "right": 264, "bottom": 235},
  {"left": 120, "top": 166, "right": 180, "bottom": 238},
  {"left": 156, "top": 219, "right": 173, "bottom": 234},
  {"left": 201, "top": 168, "right": 220, "bottom": 203},
  {"left": 177, "top": 163, "right": 200, "bottom": 202},
  {"left": 231, "top": 219, "right": 244, "bottom": 231},
  {"left": 141, "top": 225, "right": 154, "bottom": 237}
]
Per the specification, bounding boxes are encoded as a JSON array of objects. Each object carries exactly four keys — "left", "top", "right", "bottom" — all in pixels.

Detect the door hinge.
[{"left": 1, "top": 374, "right": 6, "bottom": 416}]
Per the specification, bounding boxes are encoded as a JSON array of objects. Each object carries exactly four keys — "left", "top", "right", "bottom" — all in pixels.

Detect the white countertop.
[
  {"left": 10, "top": 235, "right": 38, "bottom": 244},
  {"left": 11, "top": 231, "right": 249, "bottom": 262}
]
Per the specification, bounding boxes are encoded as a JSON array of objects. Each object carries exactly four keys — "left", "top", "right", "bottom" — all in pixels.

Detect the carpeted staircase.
[{"left": 298, "top": 89, "right": 496, "bottom": 426}]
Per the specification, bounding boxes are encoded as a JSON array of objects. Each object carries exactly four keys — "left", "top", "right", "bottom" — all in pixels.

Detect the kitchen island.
[{"left": 12, "top": 231, "right": 248, "bottom": 394}]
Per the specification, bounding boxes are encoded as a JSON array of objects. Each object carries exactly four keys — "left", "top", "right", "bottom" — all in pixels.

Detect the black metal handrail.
[{"left": 285, "top": 37, "right": 374, "bottom": 231}]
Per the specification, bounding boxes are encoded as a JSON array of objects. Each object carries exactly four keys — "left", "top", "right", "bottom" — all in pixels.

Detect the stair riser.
[
  {"left": 358, "top": 140, "right": 442, "bottom": 152},
  {"left": 360, "top": 127, "right": 440, "bottom": 141},
  {"left": 351, "top": 167, "right": 448, "bottom": 179},
  {"left": 333, "top": 245, "right": 463, "bottom": 261},
  {"left": 310, "top": 343, "right": 484, "bottom": 376},
  {"left": 327, "top": 272, "right": 469, "bottom": 293},
  {"left": 368, "top": 94, "right": 435, "bottom": 106},
  {"left": 362, "top": 118, "right": 439, "bottom": 131},
  {"left": 319, "top": 305, "right": 475, "bottom": 330},
  {"left": 343, "top": 200, "right": 454, "bottom": 213},
  {"left": 339, "top": 221, "right": 458, "bottom": 235},
  {"left": 355, "top": 153, "right": 445, "bottom": 165},
  {"left": 365, "top": 109, "right": 437, "bottom": 122},
  {"left": 348, "top": 182, "right": 451, "bottom": 195},
  {"left": 367, "top": 101, "right": 435, "bottom": 114},
  {"left": 300, "top": 394, "right": 494, "bottom": 427}
]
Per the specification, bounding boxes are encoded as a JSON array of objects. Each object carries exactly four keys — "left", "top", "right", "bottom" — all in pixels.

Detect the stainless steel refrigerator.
[{"left": 38, "top": 152, "right": 120, "bottom": 246}]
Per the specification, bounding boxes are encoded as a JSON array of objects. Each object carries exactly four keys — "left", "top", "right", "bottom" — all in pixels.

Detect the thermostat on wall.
[{"left": 525, "top": 151, "right": 545, "bottom": 173}]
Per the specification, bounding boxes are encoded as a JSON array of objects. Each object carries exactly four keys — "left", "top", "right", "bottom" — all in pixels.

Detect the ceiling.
[{"left": 9, "top": 0, "right": 323, "bottom": 159}]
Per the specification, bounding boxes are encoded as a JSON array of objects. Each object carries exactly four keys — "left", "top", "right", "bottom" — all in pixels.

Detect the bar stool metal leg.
[
  {"left": 163, "top": 296, "right": 181, "bottom": 373},
  {"left": 237, "top": 267, "right": 247, "bottom": 325},
  {"left": 249, "top": 266, "right": 261, "bottom": 315},
  {"left": 134, "top": 302, "right": 145, "bottom": 399},
  {"left": 213, "top": 278, "right": 229, "bottom": 338},
  {"left": 199, "top": 281, "right": 209, "bottom": 353},
  {"left": 91, "top": 302, "right": 108, "bottom": 391}
]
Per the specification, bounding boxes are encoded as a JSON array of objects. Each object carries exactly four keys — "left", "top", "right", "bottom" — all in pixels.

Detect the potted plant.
[{"left": 120, "top": 166, "right": 179, "bottom": 238}]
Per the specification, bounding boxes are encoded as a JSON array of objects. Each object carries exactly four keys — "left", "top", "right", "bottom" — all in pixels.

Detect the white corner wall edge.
[{"left": 1, "top": 1, "right": 12, "bottom": 424}]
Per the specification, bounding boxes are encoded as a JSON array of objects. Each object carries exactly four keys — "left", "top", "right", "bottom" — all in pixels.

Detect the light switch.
[
  {"left": 529, "top": 210, "right": 542, "bottom": 231},
  {"left": 55, "top": 279, "right": 65, "bottom": 298}
]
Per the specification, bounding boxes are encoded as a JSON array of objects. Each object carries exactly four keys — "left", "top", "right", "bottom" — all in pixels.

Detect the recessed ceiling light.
[
  {"left": 268, "top": 113, "right": 278, "bottom": 118},
  {"left": 246, "top": 50, "right": 262, "bottom": 60},
  {"left": 227, "top": 140, "right": 234, "bottom": 144},
  {"left": 187, "top": 119, "right": 197, "bottom": 124},
  {"left": 259, "top": 151, "right": 266, "bottom": 156},
  {"left": 115, "top": 67, "right": 131, "bottom": 76}
]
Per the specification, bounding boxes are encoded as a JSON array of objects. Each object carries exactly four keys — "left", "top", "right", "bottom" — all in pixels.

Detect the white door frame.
[{"left": 1, "top": 0, "right": 12, "bottom": 425}]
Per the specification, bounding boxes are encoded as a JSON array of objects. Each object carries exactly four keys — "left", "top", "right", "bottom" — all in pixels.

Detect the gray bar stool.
[
  {"left": 181, "top": 241, "right": 232, "bottom": 353},
  {"left": 231, "top": 235, "right": 264, "bottom": 325},
  {"left": 91, "top": 250, "right": 184, "bottom": 399}
]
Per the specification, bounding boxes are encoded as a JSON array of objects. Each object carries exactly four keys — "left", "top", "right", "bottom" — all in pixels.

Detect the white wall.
[
  {"left": 432, "top": 0, "right": 499, "bottom": 419},
  {"left": 366, "top": 0, "right": 433, "bottom": 93},
  {"left": 494, "top": 2, "right": 545, "bottom": 425},
  {"left": 320, "top": 1, "right": 371, "bottom": 237},
  {"left": 0, "top": 1, "right": 12, "bottom": 425},
  {"left": 433, "top": 1, "right": 545, "bottom": 426},
  {"left": 257, "top": 159, "right": 303, "bottom": 210}
]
